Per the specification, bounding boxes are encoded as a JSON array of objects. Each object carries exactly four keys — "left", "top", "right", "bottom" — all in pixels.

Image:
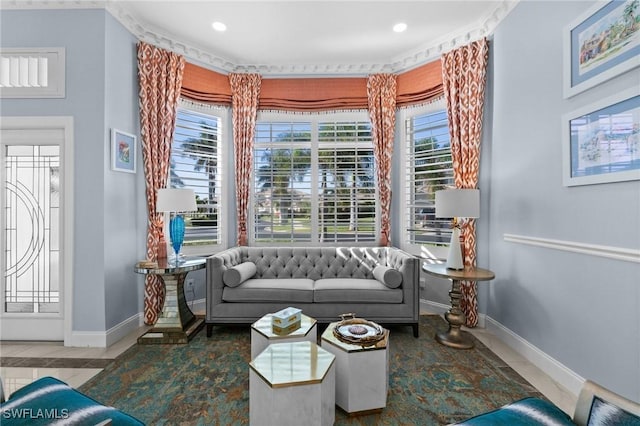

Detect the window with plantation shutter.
[
  {"left": 405, "top": 107, "right": 454, "bottom": 250},
  {"left": 252, "top": 112, "right": 377, "bottom": 244},
  {"left": 170, "top": 102, "right": 225, "bottom": 254},
  {"left": 317, "top": 121, "right": 375, "bottom": 243}
]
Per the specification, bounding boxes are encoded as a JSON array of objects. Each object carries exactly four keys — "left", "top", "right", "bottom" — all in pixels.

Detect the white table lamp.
[
  {"left": 156, "top": 188, "right": 197, "bottom": 263},
  {"left": 435, "top": 188, "right": 480, "bottom": 270}
]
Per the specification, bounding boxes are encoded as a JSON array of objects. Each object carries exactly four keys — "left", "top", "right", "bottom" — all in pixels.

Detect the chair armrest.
[{"left": 573, "top": 380, "right": 640, "bottom": 426}]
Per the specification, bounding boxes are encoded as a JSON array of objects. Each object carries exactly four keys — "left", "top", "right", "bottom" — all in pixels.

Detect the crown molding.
[
  {"left": 0, "top": 0, "right": 104, "bottom": 9},
  {"left": 3, "top": 0, "right": 519, "bottom": 76}
]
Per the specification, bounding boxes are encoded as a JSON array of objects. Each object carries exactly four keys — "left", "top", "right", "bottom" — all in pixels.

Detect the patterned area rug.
[{"left": 79, "top": 315, "right": 543, "bottom": 425}]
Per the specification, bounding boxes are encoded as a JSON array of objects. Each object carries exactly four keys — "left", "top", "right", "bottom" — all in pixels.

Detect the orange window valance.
[{"left": 180, "top": 59, "right": 443, "bottom": 111}]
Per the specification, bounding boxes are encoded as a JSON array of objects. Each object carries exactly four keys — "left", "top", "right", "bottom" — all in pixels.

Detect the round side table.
[{"left": 422, "top": 262, "right": 495, "bottom": 349}]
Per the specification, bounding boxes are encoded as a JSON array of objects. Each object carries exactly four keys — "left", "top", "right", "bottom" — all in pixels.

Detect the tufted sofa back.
[{"left": 214, "top": 246, "right": 411, "bottom": 280}]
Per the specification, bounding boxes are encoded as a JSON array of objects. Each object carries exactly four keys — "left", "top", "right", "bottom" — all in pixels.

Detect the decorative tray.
[{"left": 333, "top": 313, "right": 386, "bottom": 346}]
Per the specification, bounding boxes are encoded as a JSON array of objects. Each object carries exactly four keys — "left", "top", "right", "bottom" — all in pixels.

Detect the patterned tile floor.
[{"left": 0, "top": 311, "right": 577, "bottom": 415}]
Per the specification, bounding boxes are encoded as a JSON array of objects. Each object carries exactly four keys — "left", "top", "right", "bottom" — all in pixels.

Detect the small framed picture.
[
  {"left": 111, "top": 129, "right": 137, "bottom": 173},
  {"left": 562, "top": 87, "right": 640, "bottom": 186},
  {"left": 563, "top": 0, "right": 640, "bottom": 98}
]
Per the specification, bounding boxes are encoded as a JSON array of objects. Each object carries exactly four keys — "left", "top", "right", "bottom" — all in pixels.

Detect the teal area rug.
[{"left": 79, "top": 315, "right": 543, "bottom": 425}]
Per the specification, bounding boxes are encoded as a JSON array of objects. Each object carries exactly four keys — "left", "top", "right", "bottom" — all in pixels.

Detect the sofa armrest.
[
  {"left": 206, "top": 247, "right": 245, "bottom": 312},
  {"left": 386, "top": 247, "right": 420, "bottom": 321}
]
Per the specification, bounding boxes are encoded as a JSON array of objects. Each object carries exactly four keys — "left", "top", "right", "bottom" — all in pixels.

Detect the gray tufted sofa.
[{"left": 206, "top": 246, "right": 420, "bottom": 337}]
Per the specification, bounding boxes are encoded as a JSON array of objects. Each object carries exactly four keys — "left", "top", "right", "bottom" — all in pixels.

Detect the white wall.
[{"left": 488, "top": 1, "right": 640, "bottom": 401}]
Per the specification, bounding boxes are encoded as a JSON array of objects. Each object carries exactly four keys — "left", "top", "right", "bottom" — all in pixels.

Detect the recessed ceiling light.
[
  {"left": 212, "top": 21, "right": 227, "bottom": 32},
  {"left": 393, "top": 23, "right": 407, "bottom": 33}
]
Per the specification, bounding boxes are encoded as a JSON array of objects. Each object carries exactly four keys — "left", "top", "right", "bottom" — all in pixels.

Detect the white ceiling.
[{"left": 3, "top": 0, "right": 518, "bottom": 75}]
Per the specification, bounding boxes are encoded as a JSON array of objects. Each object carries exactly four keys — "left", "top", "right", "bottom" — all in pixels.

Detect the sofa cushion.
[
  {"left": 313, "top": 278, "right": 403, "bottom": 303},
  {"left": 223, "top": 262, "right": 257, "bottom": 287},
  {"left": 373, "top": 265, "right": 403, "bottom": 288},
  {"left": 222, "top": 278, "right": 314, "bottom": 303}
]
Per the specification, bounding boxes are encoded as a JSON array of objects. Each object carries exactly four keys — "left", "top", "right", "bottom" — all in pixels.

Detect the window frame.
[
  {"left": 399, "top": 98, "right": 454, "bottom": 260},
  {"left": 168, "top": 98, "right": 228, "bottom": 256},
  {"left": 250, "top": 110, "right": 379, "bottom": 246}
]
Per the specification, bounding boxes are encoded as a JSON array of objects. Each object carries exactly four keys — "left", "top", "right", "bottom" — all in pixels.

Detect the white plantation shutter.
[
  {"left": 318, "top": 121, "right": 375, "bottom": 243},
  {"left": 252, "top": 113, "right": 377, "bottom": 244},
  {"left": 405, "top": 109, "right": 454, "bottom": 247},
  {"left": 171, "top": 106, "right": 223, "bottom": 253}
]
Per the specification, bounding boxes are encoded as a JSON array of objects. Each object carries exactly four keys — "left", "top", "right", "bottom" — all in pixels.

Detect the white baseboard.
[
  {"left": 67, "top": 312, "right": 143, "bottom": 348},
  {"left": 485, "top": 315, "right": 584, "bottom": 396}
]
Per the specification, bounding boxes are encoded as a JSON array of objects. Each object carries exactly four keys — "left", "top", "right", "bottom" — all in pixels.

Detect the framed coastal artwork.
[
  {"left": 111, "top": 129, "right": 137, "bottom": 173},
  {"left": 562, "top": 87, "right": 640, "bottom": 186},
  {"left": 563, "top": 0, "right": 640, "bottom": 98}
]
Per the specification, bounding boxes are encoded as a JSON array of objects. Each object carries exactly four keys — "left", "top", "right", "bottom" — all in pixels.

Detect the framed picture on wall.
[
  {"left": 563, "top": 0, "right": 640, "bottom": 98},
  {"left": 111, "top": 129, "right": 137, "bottom": 173},
  {"left": 562, "top": 86, "right": 640, "bottom": 186}
]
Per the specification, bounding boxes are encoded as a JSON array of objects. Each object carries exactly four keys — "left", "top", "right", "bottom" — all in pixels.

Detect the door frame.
[{"left": 0, "top": 116, "right": 74, "bottom": 344}]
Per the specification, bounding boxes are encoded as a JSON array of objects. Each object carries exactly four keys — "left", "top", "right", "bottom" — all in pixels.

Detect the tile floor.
[{"left": 0, "top": 314, "right": 578, "bottom": 416}]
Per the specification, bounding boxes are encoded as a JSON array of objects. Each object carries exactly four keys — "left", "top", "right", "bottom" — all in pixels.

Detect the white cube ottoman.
[
  {"left": 320, "top": 321, "right": 390, "bottom": 415},
  {"left": 249, "top": 341, "right": 335, "bottom": 426},
  {"left": 250, "top": 312, "right": 317, "bottom": 359}
]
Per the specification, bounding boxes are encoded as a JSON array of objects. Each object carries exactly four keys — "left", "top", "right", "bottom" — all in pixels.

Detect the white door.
[{"left": 0, "top": 117, "right": 73, "bottom": 341}]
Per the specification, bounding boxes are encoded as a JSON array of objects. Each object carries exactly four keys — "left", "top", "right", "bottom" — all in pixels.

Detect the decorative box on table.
[{"left": 271, "top": 307, "right": 302, "bottom": 334}]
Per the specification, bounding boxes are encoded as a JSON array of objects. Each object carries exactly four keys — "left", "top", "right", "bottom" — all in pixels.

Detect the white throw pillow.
[
  {"left": 223, "top": 262, "right": 257, "bottom": 287},
  {"left": 373, "top": 265, "right": 403, "bottom": 288}
]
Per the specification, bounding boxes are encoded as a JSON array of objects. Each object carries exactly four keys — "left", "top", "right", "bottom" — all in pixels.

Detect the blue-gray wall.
[
  {"left": 103, "top": 12, "right": 143, "bottom": 330},
  {"left": 489, "top": 1, "right": 640, "bottom": 400},
  {"left": 1, "top": 9, "right": 142, "bottom": 333}
]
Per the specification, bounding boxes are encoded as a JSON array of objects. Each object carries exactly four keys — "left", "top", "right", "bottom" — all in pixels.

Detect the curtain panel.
[
  {"left": 137, "top": 41, "right": 185, "bottom": 325},
  {"left": 229, "top": 73, "right": 261, "bottom": 246},
  {"left": 180, "top": 60, "right": 442, "bottom": 111},
  {"left": 442, "top": 38, "right": 489, "bottom": 327},
  {"left": 367, "top": 74, "right": 397, "bottom": 246}
]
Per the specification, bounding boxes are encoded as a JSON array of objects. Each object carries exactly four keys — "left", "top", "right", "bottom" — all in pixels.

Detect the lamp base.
[
  {"left": 169, "top": 214, "right": 186, "bottom": 265},
  {"left": 446, "top": 227, "right": 464, "bottom": 270}
]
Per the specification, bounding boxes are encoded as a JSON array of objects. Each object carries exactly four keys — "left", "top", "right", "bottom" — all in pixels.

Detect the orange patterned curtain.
[
  {"left": 137, "top": 41, "right": 185, "bottom": 325},
  {"left": 442, "top": 38, "right": 489, "bottom": 327},
  {"left": 367, "top": 74, "right": 397, "bottom": 246},
  {"left": 229, "top": 73, "right": 261, "bottom": 246}
]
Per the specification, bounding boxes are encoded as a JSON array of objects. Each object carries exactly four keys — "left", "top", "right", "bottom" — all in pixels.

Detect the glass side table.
[
  {"left": 134, "top": 257, "right": 206, "bottom": 344},
  {"left": 422, "top": 262, "right": 495, "bottom": 349}
]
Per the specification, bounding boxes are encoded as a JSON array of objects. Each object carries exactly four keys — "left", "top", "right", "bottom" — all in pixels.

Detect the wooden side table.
[
  {"left": 422, "top": 262, "right": 495, "bottom": 349},
  {"left": 134, "top": 257, "right": 206, "bottom": 344}
]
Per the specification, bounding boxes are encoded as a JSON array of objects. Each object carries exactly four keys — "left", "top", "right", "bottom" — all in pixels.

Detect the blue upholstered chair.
[
  {"left": 455, "top": 380, "right": 640, "bottom": 426},
  {"left": 0, "top": 376, "right": 143, "bottom": 425}
]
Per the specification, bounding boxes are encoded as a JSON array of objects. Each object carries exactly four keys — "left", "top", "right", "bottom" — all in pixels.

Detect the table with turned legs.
[{"left": 421, "top": 262, "right": 495, "bottom": 349}]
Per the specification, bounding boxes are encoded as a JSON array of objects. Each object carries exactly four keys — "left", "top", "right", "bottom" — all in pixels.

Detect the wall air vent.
[{"left": 0, "top": 48, "right": 65, "bottom": 98}]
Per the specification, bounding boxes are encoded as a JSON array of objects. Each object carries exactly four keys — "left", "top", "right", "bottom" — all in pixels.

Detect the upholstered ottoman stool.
[
  {"left": 321, "top": 321, "right": 390, "bottom": 415},
  {"left": 250, "top": 312, "right": 317, "bottom": 359},
  {"left": 249, "top": 341, "right": 335, "bottom": 426}
]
